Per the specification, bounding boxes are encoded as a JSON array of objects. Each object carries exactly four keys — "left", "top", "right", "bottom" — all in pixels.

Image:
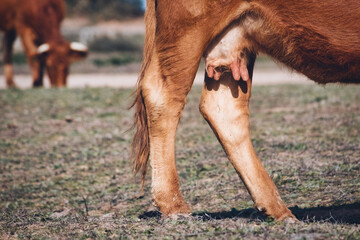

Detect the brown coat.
[{"left": 132, "top": 0, "right": 360, "bottom": 220}]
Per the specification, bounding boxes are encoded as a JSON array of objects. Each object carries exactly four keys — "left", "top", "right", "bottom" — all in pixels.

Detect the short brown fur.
[{"left": 132, "top": 0, "right": 360, "bottom": 220}]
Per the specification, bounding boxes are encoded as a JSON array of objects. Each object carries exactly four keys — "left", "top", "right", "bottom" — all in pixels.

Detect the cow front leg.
[
  {"left": 18, "top": 27, "right": 44, "bottom": 87},
  {"left": 29, "top": 58, "right": 45, "bottom": 87},
  {"left": 3, "top": 29, "right": 17, "bottom": 88},
  {"left": 199, "top": 60, "right": 295, "bottom": 221}
]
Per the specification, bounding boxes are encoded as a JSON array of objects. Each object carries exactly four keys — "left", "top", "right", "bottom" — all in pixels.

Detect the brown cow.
[
  {"left": 132, "top": 0, "right": 360, "bottom": 221},
  {"left": 0, "top": 0, "right": 88, "bottom": 88}
]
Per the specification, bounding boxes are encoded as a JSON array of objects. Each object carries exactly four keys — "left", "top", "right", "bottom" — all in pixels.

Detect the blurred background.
[
  {"left": 0, "top": 0, "right": 146, "bottom": 86},
  {"left": 62, "top": 0, "right": 146, "bottom": 74}
]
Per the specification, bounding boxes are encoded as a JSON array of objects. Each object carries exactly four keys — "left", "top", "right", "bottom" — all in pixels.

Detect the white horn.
[
  {"left": 70, "top": 42, "right": 88, "bottom": 52},
  {"left": 37, "top": 43, "right": 50, "bottom": 54}
]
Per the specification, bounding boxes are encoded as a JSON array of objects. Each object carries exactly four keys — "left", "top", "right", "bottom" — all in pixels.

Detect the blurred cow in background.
[{"left": 0, "top": 0, "right": 88, "bottom": 88}]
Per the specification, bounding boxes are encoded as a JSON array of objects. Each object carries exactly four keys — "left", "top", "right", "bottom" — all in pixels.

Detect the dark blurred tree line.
[{"left": 65, "top": 0, "right": 144, "bottom": 20}]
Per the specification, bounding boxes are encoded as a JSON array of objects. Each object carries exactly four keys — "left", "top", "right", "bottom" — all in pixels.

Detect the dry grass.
[{"left": 0, "top": 84, "right": 359, "bottom": 239}]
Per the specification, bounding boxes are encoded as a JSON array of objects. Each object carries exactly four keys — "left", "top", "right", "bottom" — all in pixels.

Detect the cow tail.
[{"left": 130, "top": 0, "right": 156, "bottom": 193}]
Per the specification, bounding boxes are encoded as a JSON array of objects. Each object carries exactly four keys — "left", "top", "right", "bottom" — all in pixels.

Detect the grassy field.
[{"left": 0, "top": 84, "right": 359, "bottom": 239}]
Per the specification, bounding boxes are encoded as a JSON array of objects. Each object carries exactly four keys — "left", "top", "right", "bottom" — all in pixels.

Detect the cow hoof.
[
  {"left": 7, "top": 85, "right": 17, "bottom": 89},
  {"left": 281, "top": 216, "right": 299, "bottom": 223},
  {"left": 6, "top": 81, "right": 17, "bottom": 89},
  {"left": 159, "top": 203, "right": 191, "bottom": 218},
  {"left": 166, "top": 213, "right": 192, "bottom": 221},
  {"left": 276, "top": 213, "right": 298, "bottom": 223}
]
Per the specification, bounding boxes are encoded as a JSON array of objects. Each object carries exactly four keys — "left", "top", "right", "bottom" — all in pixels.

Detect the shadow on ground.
[
  {"left": 139, "top": 202, "right": 360, "bottom": 224},
  {"left": 291, "top": 202, "right": 360, "bottom": 224}
]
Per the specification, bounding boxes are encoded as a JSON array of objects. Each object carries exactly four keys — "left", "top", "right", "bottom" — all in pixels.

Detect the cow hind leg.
[
  {"left": 199, "top": 55, "right": 296, "bottom": 221},
  {"left": 136, "top": 54, "right": 201, "bottom": 216},
  {"left": 3, "top": 29, "right": 17, "bottom": 88}
]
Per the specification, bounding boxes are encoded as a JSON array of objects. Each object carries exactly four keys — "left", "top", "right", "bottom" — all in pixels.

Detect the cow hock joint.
[{"left": 134, "top": 0, "right": 360, "bottom": 221}]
